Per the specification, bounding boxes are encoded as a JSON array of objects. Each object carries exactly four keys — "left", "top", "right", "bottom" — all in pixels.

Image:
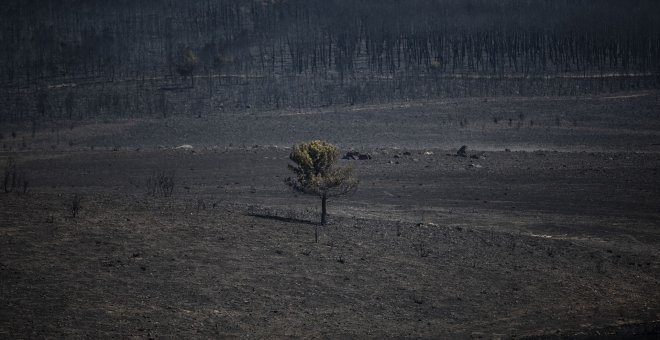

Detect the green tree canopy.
[{"left": 286, "top": 140, "right": 358, "bottom": 227}]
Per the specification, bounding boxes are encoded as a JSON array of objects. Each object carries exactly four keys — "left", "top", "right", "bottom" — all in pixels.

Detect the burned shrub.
[
  {"left": 456, "top": 145, "right": 468, "bottom": 157},
  {"left": 3, "top": 158, "right": 29, "bottom": 194},
  {"left": 146, "top": 171, "right": 176, "bottom": 197},
  {"left": 68, "top": 194, "right": 83, "bottom": 218}
]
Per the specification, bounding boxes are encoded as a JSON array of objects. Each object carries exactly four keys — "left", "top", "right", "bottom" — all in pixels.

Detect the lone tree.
[
  {"left": 176, "top": 48, "right": 198, "bottom": 87},
  {"left": 286, "top": 140, "right": 358, "bottom": 231}
]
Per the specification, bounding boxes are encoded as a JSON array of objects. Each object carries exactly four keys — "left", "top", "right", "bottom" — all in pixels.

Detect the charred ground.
[{"left": 1, "top": 93, "right": 660, "bottom": 338}]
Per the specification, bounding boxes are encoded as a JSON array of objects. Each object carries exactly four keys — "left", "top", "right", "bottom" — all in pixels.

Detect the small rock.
[
  {"left": 343, "top": 150, "right": 371, "bottom": 160},
  {"left": 342, "top": 151, "right": 359, "bottom": 160}
]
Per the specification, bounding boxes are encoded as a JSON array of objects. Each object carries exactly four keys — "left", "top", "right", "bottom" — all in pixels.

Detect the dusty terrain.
[{"left": 1, "top": 92, "right": 660, "bottom": 338}]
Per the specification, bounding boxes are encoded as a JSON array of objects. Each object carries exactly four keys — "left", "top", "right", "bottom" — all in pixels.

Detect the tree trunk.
[{"left": 321, "top": 193, "right": 327, "bottom": 225}]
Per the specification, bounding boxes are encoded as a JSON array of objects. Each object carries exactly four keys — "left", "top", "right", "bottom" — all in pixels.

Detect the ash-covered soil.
[
  {"left": 2, "top": 91, "right": 660, "bottom": 153},
  {"left": 1, "top": 93, "right": 660, "bottom": 338}
]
